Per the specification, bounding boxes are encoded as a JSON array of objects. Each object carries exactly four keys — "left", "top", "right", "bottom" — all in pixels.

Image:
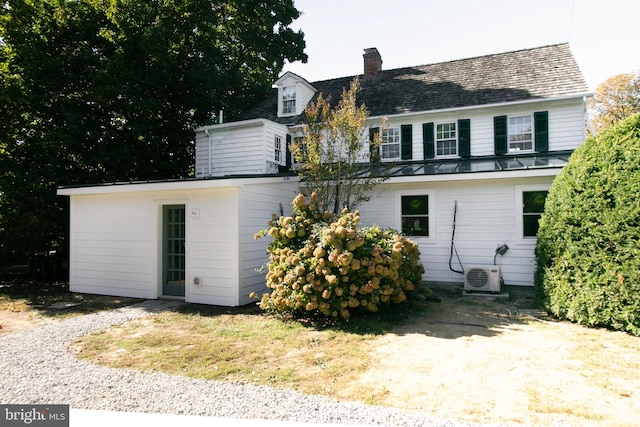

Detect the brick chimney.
[{"left": 363, "top": 48, "right": 382, "bottom": 79}]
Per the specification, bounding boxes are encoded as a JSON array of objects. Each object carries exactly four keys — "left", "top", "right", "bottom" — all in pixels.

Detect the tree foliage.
[
  {"left": 588, "top": 71, "right": 640, "bottom": 133},
  {"left": 255, "top": 193, "right": 426, "bottom": 320},
  {"left": 535, "top": 113, "right": 640, "bottom": 335},
  {"left": 0, "top": 0, "right": 306, "bottom": 262},
  {"left": 291, "top": 78, "right": 387, "bottom": 214}
]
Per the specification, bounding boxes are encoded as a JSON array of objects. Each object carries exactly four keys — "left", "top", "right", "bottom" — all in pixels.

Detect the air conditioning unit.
[{"left": 464, "top": 265, "right": 502, "bottom": 293}]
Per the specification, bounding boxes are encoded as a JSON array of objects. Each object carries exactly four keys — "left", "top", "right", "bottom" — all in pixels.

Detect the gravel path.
[{"left": 0, "top": 300, "right": 512, "bottom": 426}]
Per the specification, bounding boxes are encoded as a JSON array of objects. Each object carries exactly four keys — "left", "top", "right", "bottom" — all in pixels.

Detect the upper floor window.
[
  {"left": 381, "top": 127, "right": 401, "bottom": 160},
  {"left": 282, "top": 86, "right": 296, "bottom": 115},
  {"left": 436, "top": 122, "right": 457, "bottom": 157},
  {"left": 274, "top": 135, "right": 282, "bottom": 162},
  {"left": 508, "top": 115, "right": 533, "bottom": 152}
]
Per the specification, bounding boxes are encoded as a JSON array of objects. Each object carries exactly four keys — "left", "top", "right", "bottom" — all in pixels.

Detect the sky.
[{"left": 284, "top": 0, "right": 639, "bottom": 91}]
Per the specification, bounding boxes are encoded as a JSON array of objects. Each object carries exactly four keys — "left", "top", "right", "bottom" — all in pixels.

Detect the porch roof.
[{"left": 356, "top": 151, "right": 572, "bottom": 178}]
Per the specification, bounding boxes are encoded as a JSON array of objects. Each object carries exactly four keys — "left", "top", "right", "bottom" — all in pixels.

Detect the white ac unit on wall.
[{"left": 464, "top": 265, "right": 502, "bottom": 293}]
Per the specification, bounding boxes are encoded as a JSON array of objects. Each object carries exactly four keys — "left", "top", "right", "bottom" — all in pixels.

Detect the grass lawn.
[
  {"left": 70, "top": 287, "right": 640, "bottom": 427},
  {"left": 71, "top": 302, "right": 419, "bottom": 398}
]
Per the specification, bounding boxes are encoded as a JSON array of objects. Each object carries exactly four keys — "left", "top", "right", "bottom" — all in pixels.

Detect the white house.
[{"left": 58, "top": 43, "right": 590, "bottom": 305}]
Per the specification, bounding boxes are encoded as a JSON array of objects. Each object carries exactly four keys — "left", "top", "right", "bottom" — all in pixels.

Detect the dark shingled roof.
[{"left": 240, "top": 43, "right": 589, "bottom": 124}]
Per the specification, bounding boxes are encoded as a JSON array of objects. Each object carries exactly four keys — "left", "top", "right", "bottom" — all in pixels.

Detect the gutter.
[{"left": 367, "top": 93, "right": 594, "bottom": 121}]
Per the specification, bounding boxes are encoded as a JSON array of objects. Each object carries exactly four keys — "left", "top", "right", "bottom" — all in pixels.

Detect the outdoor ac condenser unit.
[{"left": 464, "top": 265, "right": 502, "bottom": 293}]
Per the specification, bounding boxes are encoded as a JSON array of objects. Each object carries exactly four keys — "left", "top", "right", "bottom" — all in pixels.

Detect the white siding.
[
  {"left": 358, "top": 175, "right": 557, "bottom": 286},
  {"left": 68, "top": 192, "right": 161, "bottom": 299},
  {"left": 194, "top": 120, "right": 289, "bottom": 178},
  {"left": 67, "top": 188, "right": 242, "bottom": 304},
  {"left": 262, "top": 121, "right": 289, "bottom": 172},
  {"left": 364, "top": 98, "right": 586, "bottom": 160},
  {"left": 194, "top": 129, "right": 211, "bottom": 177},
  {"left": 64, "top": 177, "right": 300, "bottom": 306},
  {"left": 237, "top": 179, "right": 300, "bottom": 305},
  {"left": 184, "top": 187, "right": 240, "bottom": 306}
]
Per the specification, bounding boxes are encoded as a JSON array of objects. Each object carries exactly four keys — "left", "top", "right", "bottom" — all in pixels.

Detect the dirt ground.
[
  {"left": 0, "top": 303, "right": 52, "bottom": 335},
  {"left": 3, "top": 285, "right": 640, "bottom": 427},
  {"left": 342, "top": 284, "right": 640, "bottom": 427}
]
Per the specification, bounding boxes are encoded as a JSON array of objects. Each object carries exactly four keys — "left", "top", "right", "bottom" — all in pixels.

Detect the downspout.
[
  {"left": 203, "top": 128, "right": 212, "bottom": 177},
  {"left": 201, "top": 111, "right": 223, "bottom": 177}
]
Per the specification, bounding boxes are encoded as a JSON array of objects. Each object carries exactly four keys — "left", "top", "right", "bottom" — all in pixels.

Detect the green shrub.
[
  {"left": 535, "top": 114, "right": 640, "bottom": 335},
  {"left": 254, "top": 193, "right": 426, "bottom": 320}
]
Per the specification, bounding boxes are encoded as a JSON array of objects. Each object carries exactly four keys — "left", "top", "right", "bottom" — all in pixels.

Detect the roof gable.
[{"left": 240, "top": 43, "right": 589, "bottom": 123}]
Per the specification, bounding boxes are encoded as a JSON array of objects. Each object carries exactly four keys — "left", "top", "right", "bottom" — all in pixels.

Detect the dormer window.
[{"left": 282, "top": 85, "right": 296, "bottom": 115}]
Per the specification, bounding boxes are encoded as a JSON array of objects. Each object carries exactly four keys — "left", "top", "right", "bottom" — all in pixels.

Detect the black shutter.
[
  {"left": 285, "top": 134, "right": 292, "bottom": 168},
  {"left": 369, "top": 127, "right": 380, "bottom": 164},
  {"left": 401, "top": 124, "right": 412, "bottom": 160},
  {"left": 458, "top": 119, "right": 471, "bottom": 158},
  {"left": 494, "top": 115, "right": 507, "bottom": 155},
  {"left": 422, "top": 122, "right": 434, "bottom": 159},
  {"left": 534, "top": 111, "right": 549, "bottom": 153}
]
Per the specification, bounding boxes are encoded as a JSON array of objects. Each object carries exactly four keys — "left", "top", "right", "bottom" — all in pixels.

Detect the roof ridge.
[{"left": 310, "top": 43, "right": 572, "bottom": 84}]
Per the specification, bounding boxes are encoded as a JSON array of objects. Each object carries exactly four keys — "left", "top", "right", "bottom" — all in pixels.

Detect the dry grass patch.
[
  {"left": 72, "top": 305, "right": 382, "bottom": 395},
  {"left": 70, "top": 289, "right": 640, "bottom": 426}
]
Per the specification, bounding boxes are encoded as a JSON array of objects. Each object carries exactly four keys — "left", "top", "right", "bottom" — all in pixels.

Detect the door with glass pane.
[{"left": 162, "top": 205, "right": 185, "bottom": 297}]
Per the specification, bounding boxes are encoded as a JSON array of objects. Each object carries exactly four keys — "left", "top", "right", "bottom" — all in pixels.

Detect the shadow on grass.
[
  {"left": 0, "top": 269, "right": 143, "bottom": 318},
  {"left": 174, "top": 283, "right": 545, "bottom": 340},
  {"left": 175, "top": 296, "right": 433, "bottom": 337}
]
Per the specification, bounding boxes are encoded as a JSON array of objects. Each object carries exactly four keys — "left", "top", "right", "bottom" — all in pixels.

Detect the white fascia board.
[
  {"left": 57, "top": 175, "right": 299, "bottom": 196},
  {"left": 385, "top": 167, "right": 562, "bottom": 185},
  {"left": 368, "top": 93, "right": 592, "bottom": 122},
  {"left": 195, "top": 118, "right": 275, "bottom": 133}
]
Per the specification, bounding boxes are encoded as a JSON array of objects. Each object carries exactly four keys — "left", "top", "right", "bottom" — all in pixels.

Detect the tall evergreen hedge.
[{"left": 535, "top": 114, "right": 640, "bottom": 335}]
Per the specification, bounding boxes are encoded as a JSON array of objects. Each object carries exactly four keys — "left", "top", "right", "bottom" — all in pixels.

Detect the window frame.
[
  {"left": 281, "top": 85, "right": 296, "bottom": 115},
  {"left": 435, "top": 121, "right": 458, "bottom": 158},
  {"left": 395, "top": 189, "right": 435, "bottom": 242},
  {"left": 381, "top": 127, "right": 401, "bottom": 161},
  {"left": 274, "top": 135, "right": 282, "bottom": 163},
  {"left": 515, "top": 184, "right": 550, "bottom": 242},
  {"left": 508, "top": 114, "right": 534, "bottom": 153}
]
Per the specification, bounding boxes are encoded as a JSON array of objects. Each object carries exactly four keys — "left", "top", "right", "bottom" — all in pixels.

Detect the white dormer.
[{"left": 275, "top": 71, "right": 317, "bottom": 117}]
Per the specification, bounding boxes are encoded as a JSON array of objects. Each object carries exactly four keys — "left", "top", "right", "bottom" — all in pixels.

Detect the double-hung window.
[
  {"left": 436, "top": 122, "right": 457, "bottom": 157},
  {"left": 401, "top": 195, "right": 429, "bottom": 237},
  {"left": 282, "top": 86, "right": 296, "bottom": 115},
  {"left": 508, "top": 115, "right": 533, "bottom": 152},
  {"left": 274, "top": 135, "right": 282, "bottom": 162},
  {"left": 381, "top": 127, "right": 401, "bottom": 161},
  {"left": 522, "top": 190, "right": 548, "bottom": 237}
]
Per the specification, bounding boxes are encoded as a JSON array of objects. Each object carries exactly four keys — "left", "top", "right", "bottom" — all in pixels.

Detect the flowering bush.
[{"left": 254, "top": 193, "right": 426, "bottom": 319}]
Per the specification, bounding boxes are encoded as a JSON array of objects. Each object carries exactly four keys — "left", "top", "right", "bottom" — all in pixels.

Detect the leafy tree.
[
  {"left": 535, "top": 113, "right": 640, "bottom": 335},
  {"left": 0, "top": 0, "right": 306, "bottom": 263},
  {"left": 588, "top": 71, "right": 640, "bottom": 133},
  {"left": 291, "top": 78, "right": 387, "bottom": 214}
]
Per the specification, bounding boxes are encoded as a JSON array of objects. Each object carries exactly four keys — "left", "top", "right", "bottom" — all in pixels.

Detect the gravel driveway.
[{"left": 0, "top": 300, "right": 510, "bottom": 426}]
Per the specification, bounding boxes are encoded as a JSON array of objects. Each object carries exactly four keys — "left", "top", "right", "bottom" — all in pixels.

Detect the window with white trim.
[
  {"left": 274, "top": 135, "right": 282, "bottom": 162},
  {"left": 436, "top": 122, "right": 457, "bottom": 157},
  {"left": 401, "top": 195, "right": 429, "bottom": 237},
  {"left": 381, "top": 127, "right": 401, "bottom": 161},
  {"left": 522, "top": 190, "right": 548, "bottom": 237},
  {"left": 508, "top": 115, "right": 533, "bottom": 152},
  {"left": 282, "top": 86, "right": 296, "bottom": 115}
]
